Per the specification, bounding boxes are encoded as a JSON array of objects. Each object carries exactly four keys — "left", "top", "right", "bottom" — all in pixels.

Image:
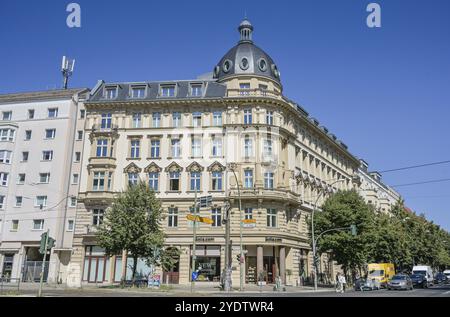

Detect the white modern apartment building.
[
  {"left": 357, "top": 159, "right": 401, "bottom": 213},
  {"left": 0, "top": 89, "right": 88, "bottom": 284}
]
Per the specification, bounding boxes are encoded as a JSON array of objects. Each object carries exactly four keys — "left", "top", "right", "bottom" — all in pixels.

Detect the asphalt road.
[{"left": 8, "top": 284, "right": 450, "bottom": 297}]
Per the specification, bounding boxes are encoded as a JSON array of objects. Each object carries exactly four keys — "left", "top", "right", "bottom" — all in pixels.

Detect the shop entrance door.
[
  {"left": 263, "top": 257, "right": 277, "bottom": 284},
  {"left": 2, "top": 254, "right": 14, "bottom": 278}
]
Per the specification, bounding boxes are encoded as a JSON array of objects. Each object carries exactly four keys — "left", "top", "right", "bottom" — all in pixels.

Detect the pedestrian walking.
[{"left": 338, "top": 274, "right": 346, "bottom": 293}]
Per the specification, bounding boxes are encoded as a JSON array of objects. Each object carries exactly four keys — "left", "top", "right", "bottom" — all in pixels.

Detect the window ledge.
[
  {"left": 147, "top": 157, "right": 162, "bottom": 160},
  {"left": 165, "top": 191, "right": 182, "bottom": 194},
  {"left": 126, "top": 158, "right": 141, "bottom": 161}
]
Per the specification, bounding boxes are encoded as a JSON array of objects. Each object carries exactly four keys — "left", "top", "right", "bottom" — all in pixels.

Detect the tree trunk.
[
  {"left": 120, "top": 249, "right": 128, "bottom": 288},
  {"left": 132, "top": 256, "right": 138, "bottom": 286}
]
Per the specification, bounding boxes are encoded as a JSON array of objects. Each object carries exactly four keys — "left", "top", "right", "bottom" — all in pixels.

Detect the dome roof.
[{"left": 213, "top": 20, "right": 282, "bottom": 86}]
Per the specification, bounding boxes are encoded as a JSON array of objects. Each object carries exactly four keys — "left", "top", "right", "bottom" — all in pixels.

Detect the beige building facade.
[{"left": 68, "top": 20, "right": 362, "bottom": 287}]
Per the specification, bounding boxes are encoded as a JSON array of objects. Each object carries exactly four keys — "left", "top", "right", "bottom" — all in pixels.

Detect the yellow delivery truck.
[{"left": 367, "top": 263, "right": 396, "bottom": 288}]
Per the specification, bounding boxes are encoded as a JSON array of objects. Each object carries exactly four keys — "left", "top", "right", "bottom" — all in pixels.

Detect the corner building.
[{"left": 69, "top": 21, "right": 361, "bottom": 287}]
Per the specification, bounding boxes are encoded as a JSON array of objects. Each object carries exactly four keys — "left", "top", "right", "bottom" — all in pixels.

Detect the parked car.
[
  {"left": 387, "top": 274, "right": 413, "bottom": 291},
  {"left": 410, "top": 274, "right": 428, "bottom": 288},
  {"left": 434, "top": 272, "right": 448, "bottom": 285},
  {"left": 443, "top": 270, "right": 450, "bottom": 282},
  {"left": 354, "top": 278, "right": 381, "bottom": 291}
]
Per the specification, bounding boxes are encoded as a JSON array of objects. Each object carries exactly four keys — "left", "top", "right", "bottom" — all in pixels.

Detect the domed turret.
[{"left": 213, "top": 19, "right": 282, "bottom": 87}]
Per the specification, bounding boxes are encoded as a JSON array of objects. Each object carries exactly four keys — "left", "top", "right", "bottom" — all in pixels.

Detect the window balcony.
[
  {"left": 91, "top": 124, "right": 119, "bottom": 133},
  {"left": 226, "top": 88, "right": 282, "bottom": 99}
]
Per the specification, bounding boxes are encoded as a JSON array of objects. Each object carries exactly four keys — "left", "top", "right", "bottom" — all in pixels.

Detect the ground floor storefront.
[{"left": 68, "top": 240, "right": 337, "bottom": 287}]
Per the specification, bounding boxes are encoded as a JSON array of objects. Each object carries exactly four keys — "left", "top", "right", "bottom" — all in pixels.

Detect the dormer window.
[
  {"left": 190, "top": 84, "right": 203, "bottom": 97},
  {"left": 160, "top": 85, "right": 176, "bottom": 98},
  {"left": 105, "top": 86, "right": 118, "bottom": 99},
  {"left": 131, "top": 86, "right": 146, "bottom": 99}
]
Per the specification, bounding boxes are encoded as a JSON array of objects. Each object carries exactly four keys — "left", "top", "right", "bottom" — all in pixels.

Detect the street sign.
[
  {"left": 242, "top": 219, "right": 256, "bottom": 228},
  {"left": 187, "top": 214, "right": 214, "bottom": 225}
]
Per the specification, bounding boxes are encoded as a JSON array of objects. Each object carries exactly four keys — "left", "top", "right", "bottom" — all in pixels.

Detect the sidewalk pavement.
[{"left": 14, "top": 282, "right": 334, "bottom": 295}]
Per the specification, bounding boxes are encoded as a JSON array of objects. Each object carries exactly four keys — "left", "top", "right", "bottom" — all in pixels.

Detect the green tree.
[
  {"left": 97, "top": 181, "right": 165, "bottom": 285},
  {"left": 312, "top": 190, "right": 377, "bottom": 279}
]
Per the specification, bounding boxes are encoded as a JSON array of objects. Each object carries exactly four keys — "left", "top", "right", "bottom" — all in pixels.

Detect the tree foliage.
[
  {"left": 313, "top": 190, "right": 450, "bottom": 277},
  {"left": 97, "top": 181, "right": 165, "bottom": 283}
]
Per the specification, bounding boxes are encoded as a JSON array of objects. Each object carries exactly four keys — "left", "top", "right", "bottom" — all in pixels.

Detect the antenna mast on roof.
[{"left": 61, "top": 56, "right": 76, "bottom": 89}]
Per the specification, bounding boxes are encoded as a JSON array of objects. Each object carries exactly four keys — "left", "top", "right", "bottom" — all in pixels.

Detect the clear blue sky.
[{"left": 1, "top": 0, "right": 449, "bottom": 230}]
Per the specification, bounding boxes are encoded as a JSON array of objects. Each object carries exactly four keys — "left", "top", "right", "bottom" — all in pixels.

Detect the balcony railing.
[
  {"left": 91, "top": 124, "right": 119, "bottom": 132},
  {"left": 227, "top": 88, "right": 282, "bottom": 99}
]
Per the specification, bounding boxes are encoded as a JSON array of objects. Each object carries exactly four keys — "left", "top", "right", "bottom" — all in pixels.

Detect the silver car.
[{"left": 387, "top": 274, "right": 413, "bottom": 291}]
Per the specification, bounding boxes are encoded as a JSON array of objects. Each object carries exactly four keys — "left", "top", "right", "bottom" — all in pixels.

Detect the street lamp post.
[
  {"left": 311, "top": 179, "right": 344, "bottom": 291},
  {"left": 228, "top": 163, "right": 244, "bottom": 292}
]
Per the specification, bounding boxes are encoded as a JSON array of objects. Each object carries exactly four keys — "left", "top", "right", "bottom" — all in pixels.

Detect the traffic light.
[
  {"left": 350, "top": 225, "right": 357, "bottom": 236},
  {"left": 236, "top": 254, "right": 241, "bottom": 263},
  {"left": 47, "top": 237, "right": 56, "bottom": 249},
  {"left": 39, "top": 232, "right": 48, "bottom": 255}
]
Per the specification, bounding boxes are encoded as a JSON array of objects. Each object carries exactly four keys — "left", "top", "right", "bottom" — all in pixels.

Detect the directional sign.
[
  {"left": 187, "top": 214, "right": 214, "bottom": 225},
  {"left": 242, "top": 219, "right": 256, "bottom": 224},
  {"left": 242, "top": 219, "right": 256, "bottom": 228}
]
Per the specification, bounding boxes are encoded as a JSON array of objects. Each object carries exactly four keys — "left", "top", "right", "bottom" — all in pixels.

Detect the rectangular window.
[
  {"left": 244, "top": 208, "right": 253, "bottom": 220},
  {"left": 161, "top": 85, "right": 175, "bottom": 97},
  {"left": 172, "top": 112, "right": 181, "bottom": 128},
  {"left": 132, "top": 113, "right": 142, "bottom": 128},
  {"left": 264, "top": 138, "right": 273, "bottom": 157},
  {"left": 212, "top": 172, "right": 223, "bottom": 191},
  {"left": 169, "top": 172, "right": 180, "bottom": 191},
  {"left": 266, "top": 111, "right": 274, "bottom": 125},
  {"left": 240, "top": 83, "right": 251, "bottom": 96},
  {"left": 148, "top": 173, "right": 159, "bottom": 191},
  {"left": 128, "top": 173, "right": 139, "bottom": 186},
  {"left": 244, "top": 109, "right": 252, "bottom": 125},
  {"left": 25, "top": 130, "right": 32, "bottom": 141},
  {"left": 0, "top": 129, "right": 15, "bottom": 142},
  {"left": 77, "top": 131, "right": 83, "bottom": 140},
  {"left": 150, "top": 140, "right": 160, "bottom": 158},
  {"left": 267, "top": 209, "right": 277, "bottom": 228},
  {"left": 45, "top": 129, "right": 56, "bottom": 139},
  {"left": 244, "top": 170, "right": 253, "bottom": 189},
  {"left": 0, "top": 150, "right": 12, "bottom": 164},
  {"left": 190, "top": 172, "right": 201, "bottom": 191},
  {"left": 212, "top": 208, "right": 222, "bottom": 227},
  {"left": 42, "top": 151, "right": 53, "bottom": 161},
  {"left": 22, "top": 152, "right": 29, "bottom": 162},
  {"left": 2, "top": 111, "right": 12, "bottom": 121},
  {"left": 244, "top": 137, "right": 253, "bottom": 158},
  {"left": 168, "top": 208, "right": 178, "bottom": 228},
  {"left": 264, "top": 172, "right": 274, "bottom": 190},
  {"left": 74, "top": 152, "right": 81, "bottom": 162},
  {"left": 35, "top": 196, "right": 48, "bottom": 208},
  {"left": 72, "top": 174, "right": 79, "bottom": 184},
  {"left": 39, "top": 173, "right": 50, "bottom": 184},
  {"left": 131, "top": 86, "right": 146, "bottom": 99},
  {"left": 80, "top": 109, "right": 86, "bottom": 119},
  {"left": 259, "top": 84, "right": 268, "bottom": 96},
  {"left": 15, "top": 196, "right": 23, "bottom": 207},
  {"left": 96, "top": 139, "right": 108, "bottom": 157},
  {"left": 0, "top": 196, "right": 4, "bottom": 209},
  {"left": 212, "top": 137, "right": 222, "bottom": 157},
  {"left": 70, "top": 197, "right": 77, "bottom": 207},
  {"left": 190, "top": 84, "right": 203, "bottom": 97},
  {"left": 130, "top": 140, "right": 140, "bottom": 158},
  {"left": 213, "top": 112, "right": 223, "bottom": 126},
  {"left": 67, "top": 220, "right": 74, "bottom": 231},
  {"left": 28, "top": 109, "right": 35, "bottom": 119},
  {"left": 101, "top": 113, "right": 112, "bottom": 129},
  {"left": 193, "top": 112, "right": 202, "bottom": 127},
  {"left": 17, "top": 174, "right": 26, "bottom": 185},
  {"left": 105, "top": 87, "right": 117, "bottom": 99},
  {"left": 0, "top": 173, "right": 9, "bottom": 186},
  {"left": 93, "top": 209, "right": 105, "bottom": 226},
  {"left": 93, "top": 172, "right": 106, "bottom": 191},
  {"left": 191, "top": 137, "right": 202, "bottom": 157},
  {"left": 152, "top": 112, "right": 161, "bottom": 128},
  {"left": 11, "top": 220, "right": 19, "bottom": 231},
  {"left": 171, "top": 139, "right": 181, "bottom": 158},
  {"left": 48, "top": 108, "right": 58, "bottom": 118}
]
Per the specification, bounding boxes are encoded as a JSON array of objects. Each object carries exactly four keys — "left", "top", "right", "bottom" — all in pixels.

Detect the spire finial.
[{"left": 238, "top": 18, "right": 254, "bottom": 43}]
